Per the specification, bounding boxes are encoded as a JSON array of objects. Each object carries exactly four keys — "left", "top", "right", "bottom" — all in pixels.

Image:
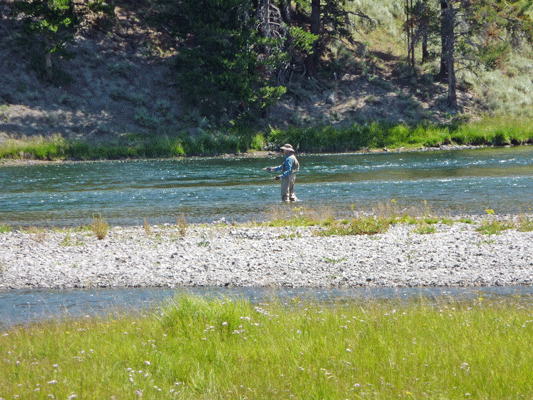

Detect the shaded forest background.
[{"left": 0, "top": 0, "right": 532, "bottom": 155}]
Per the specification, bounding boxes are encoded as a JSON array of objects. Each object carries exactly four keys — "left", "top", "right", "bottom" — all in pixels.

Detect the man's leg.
[
  {"left": 281, "top": 177, "right": 290, "bottom": 202},
  {"left": 288, "top": 174, "right": 297, "bottom": 201}
]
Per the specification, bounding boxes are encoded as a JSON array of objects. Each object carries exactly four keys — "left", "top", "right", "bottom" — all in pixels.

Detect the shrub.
[
  {"left": 91, "top": 214, "right": 108, "bottom": 240},
  {"left": 316, "top": 215, "right": 391, "bottom": 236},
  {"left": 134, "top": 107, "right": 159, "bottom": 129},
  {"left": 0, "top": 224, "right": 13, "bottom": 233},
  {"left": 476, "top": 219, "right": 515, "bottom": 235},
  {"left": 250, "top": 133, "right": 266, "bottom": 150},
  {"left": 176, "top": 214, "right": 187, "bottom": 236}
]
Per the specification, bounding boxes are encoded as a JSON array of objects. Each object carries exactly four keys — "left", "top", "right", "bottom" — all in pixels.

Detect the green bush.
[
  {"left": 0, "top": 224, "right": 13, "bottom": 233},
  {"left": 3, "top": 115, "right": 533, "bottom": 162},
  {"left": 134, "top": 107, "right": 159, "bottom": 129},
  {"left": 172, "top": 0, "right": 288, "bottom": 119}
]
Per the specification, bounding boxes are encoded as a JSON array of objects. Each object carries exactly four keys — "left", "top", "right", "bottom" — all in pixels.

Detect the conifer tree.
[{"left": 13, "top": 0, "right": 115, "bottom": 81}]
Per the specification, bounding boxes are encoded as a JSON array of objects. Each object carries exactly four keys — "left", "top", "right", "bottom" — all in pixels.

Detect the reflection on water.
[
  {"left": 1, "top": 146, "right": 533, "bottom": 227},
  {"left": 2, "top": 286, "right": 533, "bottom": 330}
]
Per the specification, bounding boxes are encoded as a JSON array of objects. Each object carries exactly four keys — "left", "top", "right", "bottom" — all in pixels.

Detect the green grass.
[
  {"left": 0, "top": 223, "right": 13, "bottom": 233},
  {"left": 316, "top": 214, "right": 392, "bottom": 236},
  {"left": 2, "top": 115, "right": 533, "bottom": 162},
  {"left": 259, "top": 201, "right": 533, "bottom": 237},
  {"left": 266, "top": 115, "right": 533, "bottom": 153},
  {"left": 261, "top": 202, "right": 456, "bottom": 236},
  {"left": 90, "top": 214, "right": 109, "bottom": 240},
  {"left": 476, "top": 219, "right": 516, "bottom": 235},
  {"left": 0, "top": 130, "right": 247, "bottom": 161},
  {"left": 2, "top": 203, "right": 527, "bottom": 239},
  {"left": 2, "top": 295, "right": 533, "bottom": 399},
  {"left": 263, "top": 205, "right": 336, "bottom": 228},
  {"left": 517, "top": 214, "right": 533, "bottom": 232},
  {"left": 413, "top": 221, "right": 438, "bottom": 234},
  {"left": 18, "top": 226, "right": 47, "bottom": 243},
  {"left": 474, "top": 215, "right": 533, "bottom": 235}
]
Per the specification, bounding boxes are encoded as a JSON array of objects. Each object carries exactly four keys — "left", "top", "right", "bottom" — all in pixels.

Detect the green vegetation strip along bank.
[
  {"left": 3, "top": 204, "right": 533, "bottom": 239},
  {"left": 260, "top": 204, "right": 533, "bottom": 236},
  {"left": 2, "top": 295, "right": 533, "bottom": 399},
  {"left": 1, "top": 116, "right": 533, "bottom": 161}
]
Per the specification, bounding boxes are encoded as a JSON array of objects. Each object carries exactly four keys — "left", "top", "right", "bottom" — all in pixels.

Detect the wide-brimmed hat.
[{"left": 280, "top": 144, "right": 296, "bottom": 153}]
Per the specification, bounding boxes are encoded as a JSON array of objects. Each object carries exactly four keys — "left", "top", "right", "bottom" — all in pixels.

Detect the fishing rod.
[{"left": 263, "top": 167, "right": 280, "bottom": 180}]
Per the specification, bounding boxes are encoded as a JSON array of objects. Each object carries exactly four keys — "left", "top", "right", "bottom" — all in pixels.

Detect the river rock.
[{"left": 1, "top": 221, "right": 533, "bottom": 289}]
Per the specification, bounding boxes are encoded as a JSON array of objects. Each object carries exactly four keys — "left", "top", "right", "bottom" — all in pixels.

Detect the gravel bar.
[{"left": 1, "top": 222, "right": 533, "bottom": 289}]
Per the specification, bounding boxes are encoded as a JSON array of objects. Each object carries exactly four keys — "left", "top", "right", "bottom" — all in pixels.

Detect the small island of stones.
[{"left": 1, "top": 219, "right": 532, "bottom": 290}]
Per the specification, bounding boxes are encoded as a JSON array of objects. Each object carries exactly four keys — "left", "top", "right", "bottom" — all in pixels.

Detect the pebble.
[{"left": 1, "top": 222, "right": 533, "bottom": 289}]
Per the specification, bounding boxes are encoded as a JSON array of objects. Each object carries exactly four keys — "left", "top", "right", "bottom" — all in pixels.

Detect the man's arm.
[{"left": 279, "top": 157, "right": 294, "bottom": 179}]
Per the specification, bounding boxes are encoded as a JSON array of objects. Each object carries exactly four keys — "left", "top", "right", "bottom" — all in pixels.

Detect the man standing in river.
[{"left": 264, "top": 144, "right": 300, "bottom": 202}]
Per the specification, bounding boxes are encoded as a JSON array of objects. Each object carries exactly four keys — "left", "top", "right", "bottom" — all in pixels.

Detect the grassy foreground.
[{"left": 2, "top": 295, "right": 533, "bottom": 399}]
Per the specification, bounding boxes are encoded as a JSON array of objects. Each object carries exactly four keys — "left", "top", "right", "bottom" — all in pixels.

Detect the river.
[{"left": 1, "top": 146, "right": 533, "bottom": 228}]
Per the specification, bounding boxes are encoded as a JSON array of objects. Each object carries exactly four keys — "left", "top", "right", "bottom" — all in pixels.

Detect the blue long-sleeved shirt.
[{"left": 272, "top": 154, "right": 298, "bottom": 179}]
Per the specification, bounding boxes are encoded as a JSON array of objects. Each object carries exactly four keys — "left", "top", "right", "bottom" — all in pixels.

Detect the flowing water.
[
  {"left": 2, "top": 286, "right": 533, "bottom": 329},
  {"left": 2, "top": 146, "right": 533, "bottom": 327},
  {"left": 2, "top": 146, "right": 533, "bottom": 228}
]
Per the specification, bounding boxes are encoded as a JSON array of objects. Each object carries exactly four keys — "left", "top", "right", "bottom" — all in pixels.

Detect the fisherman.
[{"left": 264, "top": 143, "right": 300, "bottom": 202}]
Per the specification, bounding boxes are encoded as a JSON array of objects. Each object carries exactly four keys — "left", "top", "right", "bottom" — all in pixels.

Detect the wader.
[{"left": 281, "top": 155, "right": 299, "bottom": 202}]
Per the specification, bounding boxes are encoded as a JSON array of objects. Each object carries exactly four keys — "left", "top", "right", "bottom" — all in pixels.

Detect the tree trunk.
[
  {"left": 259, "top": 0, "right": 271, "bottom": 55},
  {"left": 279, "top": 0, "right": 291, "bottom": 25},
  {"left": 420, "top": 0, "right": 429, "bottom": 64},
  {"left": 439, "top": 0, "right": 448, "bottom": 79},
  {"left": 45, "top": 53, "right": 52, "bottom": 80},
  {"left": 406, "top": 0, "right": 413, "bottom": 68},
  {"left": 308, "top": 0, "right": 320, "bottom": 76},
  {"left": 310, "top": 0, "right": 320, "bottom": 36},
  {"left": 422, "top": 29, "right": 429, "bottom": 63},
  {"left": 409, "top": 0, "right": 415, "bottom": 68},
  {"left": 45, "top": 36, "right": 53, "bottom": 81},
  {"left": 443, "top": 3, "right": 457, "bottom": 108}
]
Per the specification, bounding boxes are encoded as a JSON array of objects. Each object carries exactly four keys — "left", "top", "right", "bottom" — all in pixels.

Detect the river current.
[{"left": 2, "top": 146, "right": 533, "bottom": 227}]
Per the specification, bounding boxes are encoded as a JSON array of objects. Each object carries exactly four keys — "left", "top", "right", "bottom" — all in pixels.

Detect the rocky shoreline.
[{"left": 1, "top": 221, "right": 533, "bottom": 290}]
